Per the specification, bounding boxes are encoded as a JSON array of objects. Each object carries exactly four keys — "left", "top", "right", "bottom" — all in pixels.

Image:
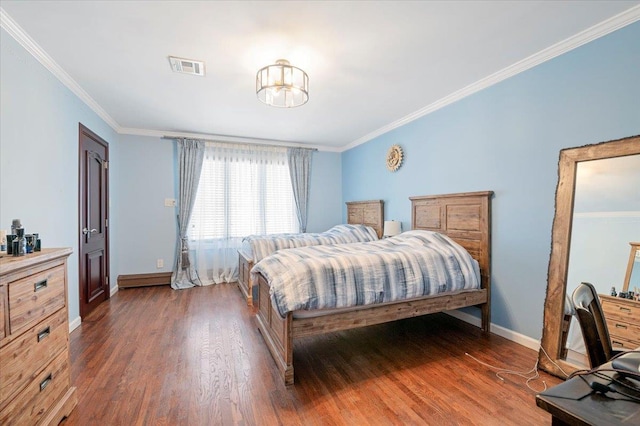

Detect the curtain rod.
[{"left": 161, "top": 135, "right": 318, "bottom": 151}]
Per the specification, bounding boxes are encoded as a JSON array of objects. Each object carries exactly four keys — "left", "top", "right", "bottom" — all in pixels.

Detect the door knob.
[{"left": 82, "top": 228, "right": 98, "bottom": 235}]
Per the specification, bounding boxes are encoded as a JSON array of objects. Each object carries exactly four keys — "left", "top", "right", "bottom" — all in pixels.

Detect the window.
[{"left": 188, "top": 143, "right": 299, "bottom": 242}]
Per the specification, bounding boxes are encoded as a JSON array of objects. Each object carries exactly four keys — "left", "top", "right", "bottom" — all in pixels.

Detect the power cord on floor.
[{"left": 465, "top": 346, "right": 569, "bottom": 393}]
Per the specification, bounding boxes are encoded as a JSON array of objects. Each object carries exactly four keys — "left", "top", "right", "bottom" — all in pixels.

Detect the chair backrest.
[{"left": 571, "top": 282, "right": 614, "bottom": 368}]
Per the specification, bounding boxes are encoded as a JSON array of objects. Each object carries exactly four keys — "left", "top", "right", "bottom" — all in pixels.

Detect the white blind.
[{"left": 188, "top": 142, "right": 298, "bottom": 240}]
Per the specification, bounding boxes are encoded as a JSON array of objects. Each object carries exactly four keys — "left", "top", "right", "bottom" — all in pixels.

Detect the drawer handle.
[
  {"left": 34, "top": 279, "right": 48, "bottom": 292},
  {"left": 37, "top": 326, "right": 51, "bottom": 342},
  {"left": 619, "top": 307, "right": 631, "bottom": 312},
  {"left": 615, "top": 323, "right": 628, "bottom": 329},
  {"left": 612, "top": 340, "right": 625, "bottom": 347},
  {"left": 40, "top": 374, "right": 53, "bottom": 392}
]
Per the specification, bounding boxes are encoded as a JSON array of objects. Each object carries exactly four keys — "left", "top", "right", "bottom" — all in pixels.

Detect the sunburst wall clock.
[{"left": 386, "top": 144, "right": 403, "bottom": 172}]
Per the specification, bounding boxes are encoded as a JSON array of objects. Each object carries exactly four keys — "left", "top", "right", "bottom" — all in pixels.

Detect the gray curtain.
[
  {"left": 287, "top": 148, "right": 313, "bottom": 233},
  {"left": 171, "top": 139, "right": 205, "bottom": 289}
]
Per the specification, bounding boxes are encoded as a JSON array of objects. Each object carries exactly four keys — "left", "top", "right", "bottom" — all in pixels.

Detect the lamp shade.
[{"left": 383, "top": 220, "right": 401, "bottom": 238}]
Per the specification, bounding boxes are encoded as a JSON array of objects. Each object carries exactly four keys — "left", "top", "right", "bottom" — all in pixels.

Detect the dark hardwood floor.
[{"left": 63, "top": 284, "right": 560, "bottom": 425}]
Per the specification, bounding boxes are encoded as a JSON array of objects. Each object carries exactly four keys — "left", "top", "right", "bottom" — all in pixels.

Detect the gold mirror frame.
[{"left": 538, "top": 135, "right": 640, "bottom": 378}]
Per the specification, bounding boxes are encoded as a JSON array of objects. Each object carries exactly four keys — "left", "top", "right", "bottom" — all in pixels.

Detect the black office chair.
[{"left": 571, "top": 282, "right": 622, "bottom": 368}]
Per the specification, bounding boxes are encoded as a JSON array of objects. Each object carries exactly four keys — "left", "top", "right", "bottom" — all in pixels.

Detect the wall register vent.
[{"left": 169, "top": 56, "right": 205, "bottom": 76}]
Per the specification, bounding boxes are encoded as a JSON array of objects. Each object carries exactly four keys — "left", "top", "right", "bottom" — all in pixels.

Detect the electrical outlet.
[
  {"left": 156, "top": 259, "right": 164, "bottom": 269},
  {"left": 164, "top": 198, "right": 176, "bottom": 207}
]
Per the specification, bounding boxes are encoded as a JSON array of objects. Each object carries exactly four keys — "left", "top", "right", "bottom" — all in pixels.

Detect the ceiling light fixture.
[{"left": 256, "top": 59, "right": 309, "bottom": 108}]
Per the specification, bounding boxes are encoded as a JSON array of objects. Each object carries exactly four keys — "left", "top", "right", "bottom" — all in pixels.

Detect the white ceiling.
[{"left": 2, "top": 1, "right": 639, "bottom": 151}]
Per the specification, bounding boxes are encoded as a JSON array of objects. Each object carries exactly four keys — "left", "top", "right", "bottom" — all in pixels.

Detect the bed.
[
  {"left": 237, "top": 200, "right": 384, "bottom": 305},
  {"left": 253, "top": 191, "right": 492, "bottom": 385}
]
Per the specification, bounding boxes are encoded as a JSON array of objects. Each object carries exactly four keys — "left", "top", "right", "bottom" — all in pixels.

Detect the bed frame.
[
  {"left": 255, "top": 191, "right": 493, "bottom": 384},
  {"left": 237, "top": 200, "right": 384, "bottom": 305}
]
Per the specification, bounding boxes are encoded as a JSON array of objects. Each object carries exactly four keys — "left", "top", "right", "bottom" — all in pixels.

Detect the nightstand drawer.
[
  {"left": 0, "top": 309, "right": 68, "bottom": 408},
  {"left": 8, "top": 265, "right": 65, "bottom": 335},
  {"left": 0, "top": 350, "right": 70, "bottom": 426}
]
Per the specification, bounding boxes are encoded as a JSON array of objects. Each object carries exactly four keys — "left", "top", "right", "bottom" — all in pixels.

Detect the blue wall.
[
  {"left": 307, "top": 150, "right": 343, "bottom": 233},
  {"left": 115, "top": 135, "right": 177, "bottom": 274},
  {"left": 342, "top": 23, "right": 640, "bottom": 340},
  {"left": 1, "top": 29, "right": 119, "bottom": 323},
  {"left": 115, "top": 135, "right": 343, "bottom": 274}
]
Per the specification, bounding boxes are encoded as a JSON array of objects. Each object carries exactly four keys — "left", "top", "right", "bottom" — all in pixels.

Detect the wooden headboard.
[
  {"left": 346, "top": 200, "right": 384, "bottom": 239},
  {"left": 410, "top": 191, "right": 493, "bottom": 292}
]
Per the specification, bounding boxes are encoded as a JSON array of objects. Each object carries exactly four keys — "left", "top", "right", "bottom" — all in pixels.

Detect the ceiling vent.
[{"left": 169, "top": 56, "right": 205, "bottom": 76}]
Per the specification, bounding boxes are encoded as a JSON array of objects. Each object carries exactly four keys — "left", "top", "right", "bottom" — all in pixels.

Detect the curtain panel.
[
  {"left": 189, "top": 142, "right": 298, "bottom": 284},
  {"left": 171, "top": 139, "right": 205, "bottom": 289},
  {"left": 287, "top": 148, "right": 313, "bottom": 233}
]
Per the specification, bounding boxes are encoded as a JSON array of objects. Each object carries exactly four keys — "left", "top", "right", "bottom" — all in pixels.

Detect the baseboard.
[
  {"left": 110, "top": 285, "right": 118, "bottom": 297},
  {"left": 117, "top": 272, "right": 172, "bottom": 288},
  {"left": 69, "top": 316, "right": 81, "bottom": 333},
  {"left": 445, "top": 310, "right": 540, "bottom": 351}
]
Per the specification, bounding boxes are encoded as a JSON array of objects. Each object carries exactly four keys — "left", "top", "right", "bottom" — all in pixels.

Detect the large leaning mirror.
[{"left": 539, "top": 135, "right": 640, "bottom": 378}]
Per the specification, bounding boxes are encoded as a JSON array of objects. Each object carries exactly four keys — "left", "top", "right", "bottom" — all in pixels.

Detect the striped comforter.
[
  {"left": 252, "top": 230, "right": 481, "bottom": 317},
  {"left": 242, "top": 224, "right": 379, "bottom": 263}
]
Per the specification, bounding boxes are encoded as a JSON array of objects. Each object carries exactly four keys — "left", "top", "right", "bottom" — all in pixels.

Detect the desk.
[{"left": 536, "top": 361, "right": 640, "bottom": 425}]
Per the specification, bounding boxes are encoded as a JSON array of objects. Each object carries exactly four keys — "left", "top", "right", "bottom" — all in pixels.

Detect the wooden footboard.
[
  {"left": 255, "top": 273, "right": 294, "bottom": 384},
  {"left": 255, "top": 272, "right": 489, "bottom": 385}
]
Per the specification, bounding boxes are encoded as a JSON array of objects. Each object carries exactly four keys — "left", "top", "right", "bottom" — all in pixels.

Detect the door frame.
[{"left": 78, "top": 123, "right": 110, "bottom": 319}]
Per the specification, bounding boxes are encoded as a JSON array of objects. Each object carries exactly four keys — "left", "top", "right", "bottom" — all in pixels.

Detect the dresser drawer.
[
  {"left": 601, "top": 297, "right": 640, "bottom": 322},
  {"left": 0, "top": 349, "right": 70, "bottom": 426},
  {"left": 8, "top": 265, "right": 65, "bottom": 335},
  {"left": 0, "top": 309, "right": 68, "bottom": 409},
  {"left": 606, "top": 317, "right": 640, "bottom": 345},
  {"left": 610, "top": 334, "right": 640, "bottom": 350}
]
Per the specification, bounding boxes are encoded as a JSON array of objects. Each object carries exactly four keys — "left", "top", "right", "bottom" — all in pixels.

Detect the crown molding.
[
  {"left": 119, "top": 127, "right": 342, "bottom": 152},
  {"left": 1, "top": 7, "right": 121, "bottom": 132},
  {"left": 341, "top": 5, "right": 640, "bottom": 152}
]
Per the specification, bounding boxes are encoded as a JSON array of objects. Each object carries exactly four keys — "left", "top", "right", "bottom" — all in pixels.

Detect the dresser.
[
  {"left": 0, "top": 248, "right": 77, "bottom": 425},
  {"left": 599, "top": 294, "right": 640, "bottom": 350}
]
